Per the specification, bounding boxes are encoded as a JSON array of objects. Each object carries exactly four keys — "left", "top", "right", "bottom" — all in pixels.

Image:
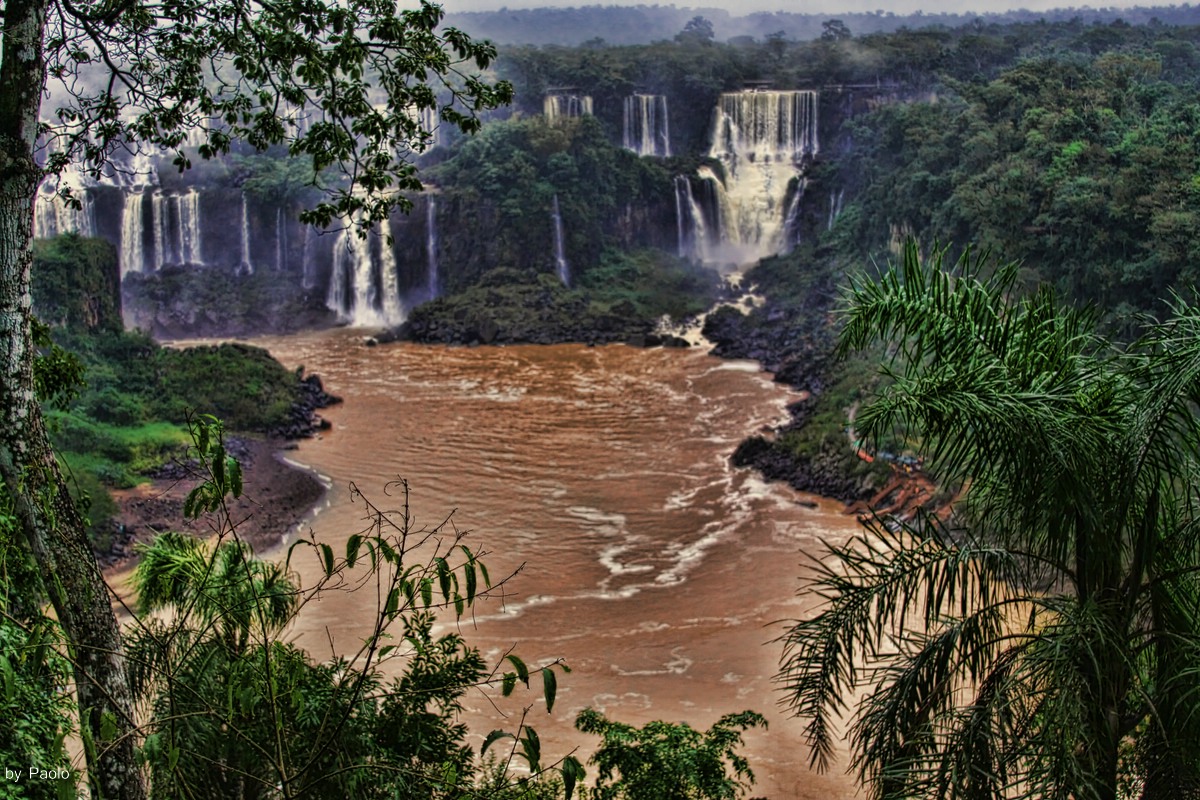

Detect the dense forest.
[{"left": 446, "top": 3, "right": 1200, "bottom": 46}]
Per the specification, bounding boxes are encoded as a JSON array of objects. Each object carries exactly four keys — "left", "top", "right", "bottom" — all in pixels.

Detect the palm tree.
[{"left": 778, "top": 241, "right": 1200, "bottom": 800}]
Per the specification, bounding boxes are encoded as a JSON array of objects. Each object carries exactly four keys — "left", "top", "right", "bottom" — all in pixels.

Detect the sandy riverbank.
[{"left": 104, "top": 436, "right": 328, "bottom": 574}]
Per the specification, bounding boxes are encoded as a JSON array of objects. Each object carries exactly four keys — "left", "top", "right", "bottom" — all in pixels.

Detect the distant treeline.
[{"left": 445, "top": 4, "right": 1200, "bottom": 47}]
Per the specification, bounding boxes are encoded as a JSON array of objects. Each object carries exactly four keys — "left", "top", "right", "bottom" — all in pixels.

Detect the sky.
[{"left": 437, "top": 0, "right": 1159, "bottom": 15}]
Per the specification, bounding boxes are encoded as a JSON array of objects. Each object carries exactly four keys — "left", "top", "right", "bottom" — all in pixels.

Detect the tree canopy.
[{"left": 781, "top": 241, "right": 1200, "bottom": 800}]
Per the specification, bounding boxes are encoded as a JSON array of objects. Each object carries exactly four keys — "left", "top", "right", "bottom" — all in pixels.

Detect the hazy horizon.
[{"left": 440, "top": 0, "right": 1161, "bottom": 15}]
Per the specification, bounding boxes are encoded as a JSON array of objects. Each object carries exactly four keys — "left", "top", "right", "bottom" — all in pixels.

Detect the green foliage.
[
  {"left": 432, "top": 116, "right": 673, "bottom": 288},
  {"left": 234, "top": 151, "right": 322, "bottom": 209},
  {"left": 407, "top": 252, "right": 718, "bottom": 345},
  {"left": 782, "top": 241, "right": 1200, "bottom": 800},
  {"left": 0, "top": 500, "right": 76, "bottom": 799},
  {"left": 823, "top": 47, "right": 1200, "bottom": 318},
  {"left": 31, "top": 234, "right": 122, "bottom": 334},
  {"left": 156, "top": 344, "right": 300, "bottom": 433},
  {"left": 576, "top": 708, "right": 766, "bottom": 800},
  {"left": 126, "top": 422, "right": 575, "bottom": 799}
]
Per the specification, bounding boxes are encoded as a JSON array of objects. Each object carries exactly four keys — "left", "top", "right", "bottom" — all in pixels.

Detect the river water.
[{"left": 251, "top": 328, "right": 860, "bottom": 799}]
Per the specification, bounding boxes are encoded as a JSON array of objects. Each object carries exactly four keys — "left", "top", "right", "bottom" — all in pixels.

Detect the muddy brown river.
[{"left": 250, "top": 329, "right": 860, "bottom": 799}]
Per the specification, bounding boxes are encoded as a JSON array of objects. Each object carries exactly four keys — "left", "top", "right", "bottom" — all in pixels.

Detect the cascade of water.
[
  {"left": 120, "top": 191, "right": 146, "bottom": 276},
  {"left": 827, "top": 188, "right": 845, "bottom": 230},
  {"left": 181, "top": 190, "right": 202, "bottom": 264},
  {"left": 376, "top": 216, "right": 404, "bottom": 324},
  {"left": 543, "top": 94, "right": 593, "bottom": 122},
  {"left": 673, "top": 176, "right": 688, "bottom": 258},
  {"left": 623, "top": 95, "right": 671, "bottom": 157},
  {"left": 780, "top": 178, "right": 807, "bottom": 255},
  {"left": 33, "top": 191, "right": 58, "bottom": 239},
  {"left": 275, "top": 208, "right": 284, "bottom": 271},
  {"left": 152, "top": 192, "right": 169, "bottom": 268},
  {"left": 33, "top": 167, "right": 96, "bottom": 239},
  {"left": 111, "top": 149, "right": 160, "bottom": 189},
  {"left": 327, "top": 226, "right": 355, "bottom": 319},
  {"left": 673, "top": 175, "right": 711, "bottom": 261},
  {"left": 301, "top": 225, "right": 316, "bottom": 289},
  {"left": 426, "top": 196, "right": 439, "bottom": 298},
  {"left": 700, "top": 90, "right": 820, "bottom": 263},
  {"left": 327, "top": 218, "right": 405, "bottom": 326},
  {"left": 239, "top": 193, "right": 253, "bottom": 274},
  {"left": 551, "top": 195, "right": 569, "bottom": 285}
]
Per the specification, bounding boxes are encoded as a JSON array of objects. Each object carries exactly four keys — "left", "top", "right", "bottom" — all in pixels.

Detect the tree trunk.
[{"left": 0, "top": 3, "right": 146, "bottom": 799}]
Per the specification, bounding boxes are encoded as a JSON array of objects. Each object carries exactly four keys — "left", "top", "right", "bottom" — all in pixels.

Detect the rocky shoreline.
[
  {"left": 99, "top": 374, "right": 340, "bottom": 571},
  {"left": 102, "top": 436, "right": 328, "bottom": 570},
  {"left": 699, "top": 282, "right": 884, "bottom": 504}
]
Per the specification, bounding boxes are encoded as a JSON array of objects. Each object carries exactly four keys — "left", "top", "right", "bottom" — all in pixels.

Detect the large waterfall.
[
  {"left": 152, "top": 190, "right": 204, "bottom": 267},
  {"left": 544, "top": 94, "right": 593, "bottom": 122},
  {"left": 326, "top": 218, "right": 407, "bottom": 327},
  {"left": 696, "top": 90, "right": 820, "bottom": 264},
  {"left": 120, "top": 191, "right": 146, "bottom": 277},
  {"left": 624, "top": 95, "right": 670, "bottom": 157}
]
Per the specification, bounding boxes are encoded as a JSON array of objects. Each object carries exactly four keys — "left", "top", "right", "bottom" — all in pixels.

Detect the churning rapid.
[{"left": 253, "top": 330, "right": 859, "bottom": 799}]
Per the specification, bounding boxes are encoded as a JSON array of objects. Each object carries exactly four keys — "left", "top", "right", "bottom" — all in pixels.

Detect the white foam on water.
[{"left": 610, "top": 647, "right": 693, "bottom": 677}]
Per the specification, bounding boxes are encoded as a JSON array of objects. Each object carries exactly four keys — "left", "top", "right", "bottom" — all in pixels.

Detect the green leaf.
[
  {"left": 320, "top": 543, "right": 335, "bottom": 576},
  {"left": 502, "top": 672, "right": 517, "bottom": 696},
  {"left": 520, "top": 726, "right": 542, "bottom": 772},
  {"left": 542, "top": 666, "right": 557, "bottom": 713},
  {"left": 285, "top": 538, "right": 310, "bottom": 569},
  {"left": 228, "top": 457, "right": 243, "bottom": 498},
  {"left": 436, "top": 556, "right": 452, "bottom": 600},
  {"left": 563, "top": 755, "right": 585, "bottom": 800},
  {"left": 345, "top": 533, "right": 362, "bottom": 568},
  {"left": 0, "top": 656, "right": 14, "bottom": 702},
  {"left": 481, "top": 729, "right": 514, "bottom": 755},
  {"left": 479, "top": 560, "right": 491, "bottom": 588},
  {"left": 420, "top": 578, "right": 433, "bottom": 608},
  {"left": 507, "top": 654, "right": 529, "bottom": 686},
  {"left": 465, "top": 562, "right": 477, "bottom": 604}
]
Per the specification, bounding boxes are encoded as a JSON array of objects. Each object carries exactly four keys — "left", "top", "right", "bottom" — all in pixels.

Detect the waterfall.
[
  {"left": 327, "top": 218, "right": 406, "bottom": 327},
  {"left": 551, "top": 195, "right": 569, "bottom": 285},
  {"left": 623, "top": 95, "right": 670, "bottom": 157},
  {"left": 699, "top": 90, "right": 820, "bottom": 263},
  {"left": 674, "top": 176, "right": 688, "bottom": 258},
  {"left": 120, "top": 191, "right": 146, "bottom": 277},
  {"left": 275, "top": 208, "right": 284, "bottom": 271},
  {"left": 377, "top": 217, "right": 403, "bottom": 324},
  {"left": 152, "top": 192, "right": 169, "bottom": 268},
  {"left": 781, "top": 178, "right": 807, "bottom": 255},
  {"left": 696, "top": 166, "right": 732, "bottom": 253},
  {"left": 673, "top": 175, "right": 710, "bottom": 261},
  {"left": 544, "top": 94, "right": 592, "bottom": 122},
  {"left": 181, "top": 190, "right": 202, "bottom": 264},
  {"left": 33, "top": 191, "right": 59, "bottom": 239},
  {"left": 239, "top": 193, "right": 253, "bottom": 274},
  {"left": 426, "top": 196, "right": 439, "bottom": 298},
  {"left": 827, "top": 188, "right": 845, "bottom": 231},
  {"left": 301, "top": 225, "right": 316, "bottom": 289},
  {"left": 110, "top": 148, "right": 159, "bottom": 189},
  {"left": 33, "top": 169, "right": 96, "bottom": 239}
]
